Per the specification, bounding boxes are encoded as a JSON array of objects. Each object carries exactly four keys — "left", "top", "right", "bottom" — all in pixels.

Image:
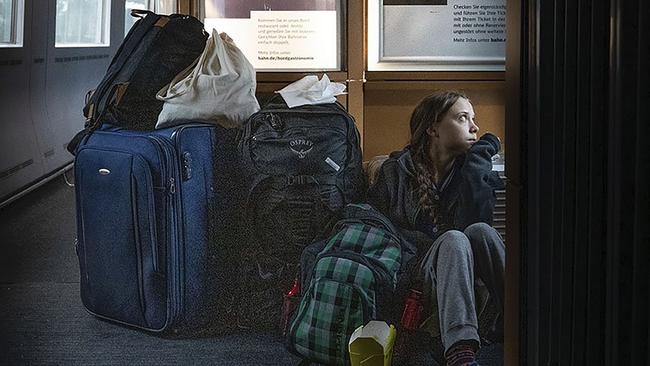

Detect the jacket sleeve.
[{"left": 454, "top": 133, "right": 505, "bottom": 230}]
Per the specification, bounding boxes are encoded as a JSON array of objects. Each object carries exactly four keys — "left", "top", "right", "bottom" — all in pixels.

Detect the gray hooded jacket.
[{"left": 367, "top": 133, "right": 504, "bottom": 255}]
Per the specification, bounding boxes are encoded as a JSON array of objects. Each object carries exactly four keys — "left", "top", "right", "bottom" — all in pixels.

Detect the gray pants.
[{"left": 418, "top": 222, "right": 505, "bottom": 352}]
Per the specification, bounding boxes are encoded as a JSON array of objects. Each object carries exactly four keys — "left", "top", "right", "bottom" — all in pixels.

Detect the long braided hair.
[{"left": 408, "top": 90, "right": 468, "bottom": 222}]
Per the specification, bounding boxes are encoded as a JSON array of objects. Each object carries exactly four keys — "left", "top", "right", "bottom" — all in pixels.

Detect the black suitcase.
[
  {"left": 68, "top": 10, "right": 207, "bottom": 154},
  {"left": 74, "top": 122, "right": 239, "bottom": 333}
]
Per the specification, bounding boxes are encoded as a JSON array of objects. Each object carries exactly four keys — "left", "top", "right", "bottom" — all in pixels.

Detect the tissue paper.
[{"left": 276, "top": 74, "right": 347, "bottom": 108}]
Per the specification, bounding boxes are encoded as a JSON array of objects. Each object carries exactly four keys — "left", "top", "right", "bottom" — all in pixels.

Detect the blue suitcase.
[{"left": 73, "top": 123, "right": 237, "bottom": 333}]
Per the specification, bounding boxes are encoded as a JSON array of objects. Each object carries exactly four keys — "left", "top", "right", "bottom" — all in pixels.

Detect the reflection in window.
[
  {"left": 0, "top": 0, "right": 24, "bottom": 47},
  {"left": 125, "top": 0, "right": 176, "bottom": 36},
  {"left": 55, "top": 0, "right": 110, "bottom": 47}
]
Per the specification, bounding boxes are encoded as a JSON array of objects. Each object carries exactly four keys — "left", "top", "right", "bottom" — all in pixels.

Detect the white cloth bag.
[{"left": 156, "top": 29, "right": 260, "bottom": 128}]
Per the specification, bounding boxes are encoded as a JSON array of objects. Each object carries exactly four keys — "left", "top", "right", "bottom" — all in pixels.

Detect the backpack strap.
[
  {"left": 67, "top": 82, "right": 122, "bottom": 155},
  {"left": 244, "top": 174, "right": 339, "bottom": 210},
  {"left": 267, "top": 175, "right": 338, "bottom": 190}
]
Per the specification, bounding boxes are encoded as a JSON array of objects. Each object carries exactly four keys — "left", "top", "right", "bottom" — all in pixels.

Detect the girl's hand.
[{"left": 481, "top": 132, "right": 501, "bottom": 143}]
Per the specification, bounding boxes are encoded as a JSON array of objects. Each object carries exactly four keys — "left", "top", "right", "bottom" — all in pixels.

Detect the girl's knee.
[
  {"left": 437, "top": 230, "right": 471, "bottom": 254},
  {"left": 464, "top": 222, "right": 497, "bottom": 240}
]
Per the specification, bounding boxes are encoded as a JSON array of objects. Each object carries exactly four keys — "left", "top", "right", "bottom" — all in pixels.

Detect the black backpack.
[
  {"left": 67, "top": 10, "right": 207, "bottom": 154},
  {"left": 235, "top": 96, "right": 366, "bottom": 329}
]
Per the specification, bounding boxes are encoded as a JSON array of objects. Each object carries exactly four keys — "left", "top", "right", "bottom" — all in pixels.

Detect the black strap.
[
  {"left": 243, "top": 174, "right": 321, "bottom": 211},
  {"left": 269, "top": 175, "right": 318, "bottom": 189},
  {"left": 66, "top": 107, "right": 108, "bottom": 155},
  {"left": 244, "top": 173, "right": 342, "bottom": 220},
  {"left": 244, "top": 173, "right": 338, "bottom": 212},
  {"left": 67, "top": 129, "right": 88, "bottom": 155},
  {"left": 130, "top": 9, "right": 154, "bottom": 18},
  {"left": 70, "top": 78, "right": 123, "bottom": 155},
  {"left": 269, "top": 175, "right": 339, "bottom": 190}
]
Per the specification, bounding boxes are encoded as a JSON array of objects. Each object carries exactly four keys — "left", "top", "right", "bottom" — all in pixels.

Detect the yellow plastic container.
[{"left": 348, "top": 320, "right": 396, "bottom": 366}]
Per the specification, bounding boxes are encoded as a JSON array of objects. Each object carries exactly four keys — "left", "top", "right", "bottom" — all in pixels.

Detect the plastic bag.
[{"left": 156, "top": 29, "right": 260, "bottom": 128}]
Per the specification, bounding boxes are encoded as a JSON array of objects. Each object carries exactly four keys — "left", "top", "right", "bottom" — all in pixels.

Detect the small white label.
[{"left": 325, "top": 157, "right": 340, "bottom": 172}]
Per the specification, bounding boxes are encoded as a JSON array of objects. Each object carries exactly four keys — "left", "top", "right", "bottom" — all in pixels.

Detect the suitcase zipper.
[
  {"left": 133, "top": 135, "right": 166, "bottom": 276},
  {"left": 169, "top": 177, "right": 176, "bottom": 194},
  {"left": 149, "top": 135, "right": 183, "bottom": 324},
  {"left": 132, "top": 153, "right": 160, "bottom": 274},
  {"left": 168, "top": 125, "right": 219, "bottom": 326}
]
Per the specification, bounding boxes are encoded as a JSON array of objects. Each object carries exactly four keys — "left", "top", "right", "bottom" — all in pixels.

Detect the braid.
[
  {"left": 412, "top": 145, "right": 437, "bottom": 221},
  {"left": 416, "top": 163, "right": 434, "bottom": 219}
]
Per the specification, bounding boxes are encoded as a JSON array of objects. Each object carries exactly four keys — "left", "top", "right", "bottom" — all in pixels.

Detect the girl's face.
[{"left": 427, "top": 97, "right": 479, "bottom": 156}]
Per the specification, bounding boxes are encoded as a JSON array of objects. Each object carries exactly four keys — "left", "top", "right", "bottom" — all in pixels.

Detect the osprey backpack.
[{"left": 236, "top": 96, "right": 366, "bottom": 329}]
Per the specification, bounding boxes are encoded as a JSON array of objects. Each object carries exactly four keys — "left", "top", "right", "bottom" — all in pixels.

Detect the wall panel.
[{"left": 363, "top": 81, "right": 505, "bottom": 159}]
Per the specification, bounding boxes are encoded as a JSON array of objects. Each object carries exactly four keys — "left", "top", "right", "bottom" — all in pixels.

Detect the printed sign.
[
  {"left": 369, "top": 0, "right": 506, "bottom": 70},
  {"left": 204, "top": 10, "right": 339, "bottom": 71}
]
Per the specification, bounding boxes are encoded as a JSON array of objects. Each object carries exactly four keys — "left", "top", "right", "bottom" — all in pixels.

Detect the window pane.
[
  {"left": 125, "top": 0, "right": 147, "bottom": 35},
  {"left": 154, "top": 0, "right": 175, "bottom": 14},
  {"left": 0, "top": 0, "right": 13, "bottom": 43},
  {"left": 124, "top": 0, "right": 176, "bottom": 36},
  {"left": 0, "top": 0, "right": 23, "bottom": 47},
  {"left": 56, "top": 0, "right": 110, "bottom": 46}
]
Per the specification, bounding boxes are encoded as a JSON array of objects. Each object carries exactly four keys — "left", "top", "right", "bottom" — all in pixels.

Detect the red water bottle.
[
  {"left": 401, "top": 289, "right": 424, "bottom": 330},
  {"left": 279, "top": 277, "right": 301, "bottom": 336},
  {"left": 394, "top": 289, "right": 424, "bottom": 361}
]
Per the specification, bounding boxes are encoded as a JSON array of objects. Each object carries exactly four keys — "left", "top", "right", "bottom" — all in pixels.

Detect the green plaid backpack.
[{"left": 287, "top": 203, "right": 403, "bottom": 365}]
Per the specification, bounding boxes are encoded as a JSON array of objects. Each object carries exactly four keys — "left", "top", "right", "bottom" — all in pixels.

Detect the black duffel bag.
[{"left": 68, "top": 9, "right": 207, "bottom": 154}]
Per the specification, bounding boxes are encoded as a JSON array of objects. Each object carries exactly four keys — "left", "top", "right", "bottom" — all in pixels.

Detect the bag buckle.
[
  {"left": 268, "top": 113, "right": 283, "bottom": 130},
  {"left": 287, "top": 175, "right": 310, "bottom": 186},
  {"left": 287, "top": 175, "right": 302, "bottom": 186}
]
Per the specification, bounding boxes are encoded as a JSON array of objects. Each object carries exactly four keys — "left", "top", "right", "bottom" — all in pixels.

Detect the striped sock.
[{"left": 445, "top": 342, "right": 478, "bottom": 366}]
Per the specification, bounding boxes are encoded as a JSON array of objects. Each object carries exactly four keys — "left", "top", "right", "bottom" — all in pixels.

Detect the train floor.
[{"left": 0, "top": 175, "right": 503, "bottom": 365}]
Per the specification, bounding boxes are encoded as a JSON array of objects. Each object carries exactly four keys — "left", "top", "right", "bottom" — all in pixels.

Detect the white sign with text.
[
  {"left": 204, "top": 11, "right": 338, "bottom": 71},
  {"left": 369, "top": 0, "right": 506, "bottom": 71}
]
